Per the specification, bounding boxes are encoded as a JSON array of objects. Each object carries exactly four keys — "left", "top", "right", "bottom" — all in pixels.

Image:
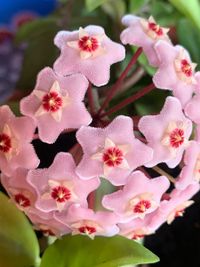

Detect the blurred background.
[{"left": 1, "top": 0, "right": 200, "bottom": 266}]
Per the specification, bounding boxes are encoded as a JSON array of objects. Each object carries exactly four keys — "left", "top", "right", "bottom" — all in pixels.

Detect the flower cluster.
[{"left": 0, "top": 16, "right": 200, "bottom": 241}]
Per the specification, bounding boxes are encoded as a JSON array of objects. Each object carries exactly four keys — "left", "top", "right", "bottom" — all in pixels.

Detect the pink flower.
[
  {"left": 27, "top": 152, "right": 100, "bottom": 212},
  {"left": 118, "top": 215, "right": 156, "bottom": 240},
  {"left": 28, "top": 210, "right": 70, "bottom": 237},
  {"left": 149, "top": 184, "right": 199, "bottom": 229},
  {"left": 153, "top": 41, "right": 197, "bottom": 106},
  {"left": 102, "top": 171, "right": 169, "bottom": 222},
  {"left": 120, "top": 15, "right": 170, "bottom": 67},
  {"left": 53, "top": 26, "right": 125, "bottom": 86},
  {"left": 138, "top": 97, "right": 192, "bottom": 168},
  {"left": 1, "top": 168, "right": 69, "bottom": 237},
  {"left": 55, "top": 204, "right": 119, "bottom": 239},
  {"left": 176, "top": 141, "right": 200, "bottom": 190},
  {"left": 1, "top": 168, "right": 37, "bottom": 212},
  {"left": 76, "top": 115, "right": 153, "bottom": 185},
  {"left": 184, "top": 72, "right": 200, "bottom": 123},
  {"left": 20, "top": 67, "right": 92, "bottom": 144},
  {"left": 0, "top": 105, "right": 39, "bottom": 176}
]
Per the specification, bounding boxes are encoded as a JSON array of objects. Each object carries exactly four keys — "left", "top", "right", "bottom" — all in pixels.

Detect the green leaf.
[
  {"left": 177, "top": 18, "right": 200, "bottom": 69},
  {"left": 85, "top": 0, "right": 108, "bottom": 11},
  {"left": 0, "top": 192, "right": 40, "bottom": 267},
  {"left": 129, "top": 0, "right": 149, "bottom": 13},
  {"left": 15, "top": 19, "right": 60, "bottom": 91},
  {"left": 40, "top": 235, "right": 159, "bottom": 267},
  {"left": 150, "top": 0, "right": 180, "bottom": 25},
  {"left": 132, "top": 47, "right": 156, "bottom": 76},
  {"left": 102, "top": 0, "right": 126, "bottom": 21},
  {"left": 134, "top": 89, "right": 169, "bottom": 116},
  {"left": 15, "top": 18, "right": 59, "bottom": 43},
  {"left": 94, "top": 178, "right": 115, "bottom": 211},
  {"left": 169, "top": 0, "right": 200, "bottom": 29}
]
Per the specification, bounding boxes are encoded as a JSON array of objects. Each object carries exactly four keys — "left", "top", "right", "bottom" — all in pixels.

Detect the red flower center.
[
  {"left": 14, "top": 193, "right": 31, "bottom": 208},
  {"left": 78, "top": 36, "right": 99, "bottom": 52},
  {"left": 132, "top": 233, "right": 145, "bottom": 240},
  {"left": 133, "top": 200, "right": 151, "bottom": 213},
  {"left": 0, "top": 133, "right": 11, "bottom": 153},
  {"left": 148, "top": 22, "right": 163, "bottom": 36},
  {"left": 51, "top": 186, "right": 71, "bottom": 203},
  {"left": 42, "top": 91, "right": 63, "bottom": 112},
  {"left": 103, "top": 147, "right": 124, "bottom": 167},
  {"left": 169, "top": 128, "right": 184, "bottom": 148},
  {"left": 78, "top": 225, "right": 96, "bottom": 235},
  {"left": 181, "top": 59, "right": 192, "bottom": 77}
]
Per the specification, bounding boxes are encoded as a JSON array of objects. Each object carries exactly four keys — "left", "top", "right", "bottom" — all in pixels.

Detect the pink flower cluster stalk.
[{"left": 0, "top": 17, "right": 200, "bottom": 241}]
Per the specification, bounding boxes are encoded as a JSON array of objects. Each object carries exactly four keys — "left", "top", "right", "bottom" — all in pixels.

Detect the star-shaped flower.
[
  {"left": 27, "top": 152, "right": 100, "bottom": 212},
  {"left": 0, "top": 105, "right": 39, "bottom": 176},
  {"left": 118, "top": 215, "right": 156, "bottom": 240},
  {"left": 55, "top": 204, "right": 119, "bottom": 239},
  {"left": 102, "top": 171, "right": 169, "bottom": 222},
  {"left": 120, "top": 15, "right": 170, "bottom": 67},
  {"left": 53, "top": 26, "right": 125, "bottom": 86},
  {"left": 149, "top": 184, "right": 199, "bottom": 229},
  {"left": 1, "top": 168, "right": 37, "bottom": 212},
  {"left": 153, "top": 41, "right": 197, "bottom": 106},
  {"left": 20, "top": 67, "right": 92, "bottom": 144},
  {"left": 138, "top": 97, "right": 192, "bottom": 168},
  {"left": 76, "top": 115, "right": 153, "bottom": 185}
]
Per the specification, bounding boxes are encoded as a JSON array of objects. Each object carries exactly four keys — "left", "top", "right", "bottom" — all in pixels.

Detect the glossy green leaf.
[
  {"left": 177, "top": 18, "right": 200, "bottom": 69},
  {"left": 85, "top": 0, "right": 108, "bottom": 11},
  {"left": 40, "top": 235, "right": 159, "bottom": 267},
  {"left": 0, "top": 192, "right": 40, "bottom": 267},
  {"left": 169, "top": 0, "right": 200, "bottom": 29}
]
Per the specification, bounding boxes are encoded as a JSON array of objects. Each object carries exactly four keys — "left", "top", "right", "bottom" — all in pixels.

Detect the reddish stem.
[
  {"left": 97, "top": 47, "right": 143, "bottom": 116},
  {"left": 99, "top": 83, "right": 155, "bottom": 118},
  {"left": 87, "top": 82, "right": 95, "bottom": 115},
  {"left": 88, "top": 192, "right": 95, "bottom": 209}
]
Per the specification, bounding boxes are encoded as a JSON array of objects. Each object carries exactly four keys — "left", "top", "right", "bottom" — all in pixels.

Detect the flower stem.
[
  {"left": 97, "top": 47, "right": 143, "bottom": 116},
  {"left": 87, "top": 82, "right": 95, "bottom": 115},
  {"left": 99, "top": 82, "right": 155, "bottom": 119},
  {"left": 152, "top": 166, "right": 176, "bottom": 184},
  {"left": 88, "top": 192, "right": 95, "bottom": 209}
]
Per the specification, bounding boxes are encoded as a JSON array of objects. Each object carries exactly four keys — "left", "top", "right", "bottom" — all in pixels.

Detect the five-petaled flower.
[
  {"left": 118, "top": 215, "right": 156, "bottom": 240},
  {"left": 55, "top": 204, "right": 119, "bottom": 239},
  {"left": 0, "top": 105, "right": 39, "bottom": 176},
  {"left": 149, "top": 184, "right": 199, "bottom": 229},
  {"left": 76, "top": 115, "right": 153, "bottom": 185},
  {"left": 54, "top": 25, "right": 125, "bottom": 86},
  {"left": 102, "top": 171, "right": 169, "bottom": 222},
  {"left": 138, "top": 97, "right": 192, "bottom": 168},
  {"left": 153, "top": 41, "right": 197, "bottom": 106},
  {"left": 120, "top": 15, "right": 170, "bottom": 67},
  {"left": 20, "top": 67, "right": 92, "bottom": 144},
  {"left": 27, "top": 152, "right": 100, "bottom": 212}
]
